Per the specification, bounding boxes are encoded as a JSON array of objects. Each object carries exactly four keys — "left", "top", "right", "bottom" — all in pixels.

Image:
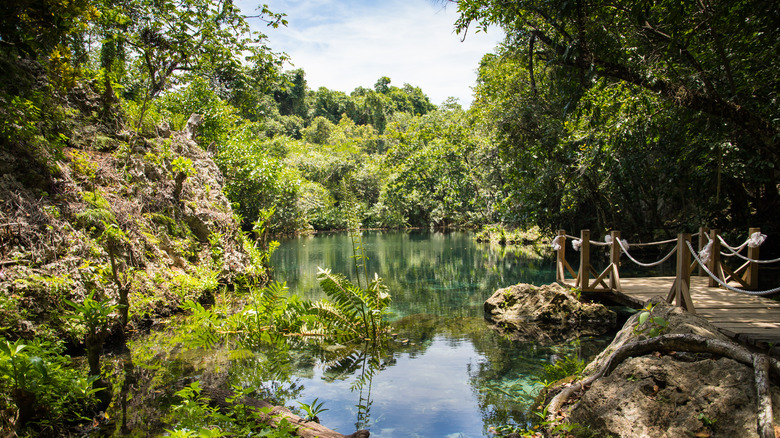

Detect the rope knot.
[
  {"left": 747, "top": 232, "right": 767, "bottom": 248},
  {"left": 699, "top": 241, "right": 713, "bottom": 265},
  {"left": 551, "top": 235, "right": 565, "bottom": 251}
]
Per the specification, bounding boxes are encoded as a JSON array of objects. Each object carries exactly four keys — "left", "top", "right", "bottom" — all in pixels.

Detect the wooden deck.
[{"left": 580, "top": 276, "right": 780, "bottom": 357}]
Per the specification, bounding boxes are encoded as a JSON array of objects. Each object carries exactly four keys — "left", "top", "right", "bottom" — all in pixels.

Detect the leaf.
[{"left": 638, "top": 311, "right": 650, "bottom": 325}]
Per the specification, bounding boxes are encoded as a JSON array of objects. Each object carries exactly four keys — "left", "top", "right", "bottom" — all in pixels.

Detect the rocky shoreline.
[{"left": 486, "top": 283, "right": 780, "bottom": 437}]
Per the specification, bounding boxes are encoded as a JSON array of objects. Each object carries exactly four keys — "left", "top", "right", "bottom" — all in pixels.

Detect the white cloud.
[{"left": 238, "top": 0, "right": 504, "bottom": 107}]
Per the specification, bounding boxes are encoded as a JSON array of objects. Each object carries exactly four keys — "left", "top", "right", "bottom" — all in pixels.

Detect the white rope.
[
  {"left": 747, "top": 231, "right": 767, "bottom": 248},
  {"left": 719, "top": 248, "right": 780, "bottom": 264},
  {"left": 572, "top": 239, "right": 582, "bottom": 251},
  {"left": 625, "top": 238, "right": 677, "bottom": 247},
  {"left": 616, "top": 237, "right": 677, "bottom": 268},
  {"left": 699, "top": 241, "right": 713, "bottom": 265},
  {"left": 717, "top": 234, "right": 750, "bottom": 253},
  {"left": 565, "top": 234, "right": 676, "bottom": 247},
  {"left": 551, "top": 235, "right": 565, "bottom": 251},
  {"left": 713, "top": 233, "right": 780, "bottom": 264},
  {"left": 686, "top": 241, "right": 780, "bottom": 296}
]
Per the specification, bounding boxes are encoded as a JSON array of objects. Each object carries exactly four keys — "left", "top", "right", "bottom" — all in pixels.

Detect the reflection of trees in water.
[
  {"left": 271, "top": 230, "right": 558, "bottom": 319},
  {"left": 102, "top": 318, "right": 308, "bottom": 435},
  {"left": 266, "top": 230, "right": 613, "bottom": 433},
  {"left": 317, "top": 339, "right": 390, "bottom": 430}
]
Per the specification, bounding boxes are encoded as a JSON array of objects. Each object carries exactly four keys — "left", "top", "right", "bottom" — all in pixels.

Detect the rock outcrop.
[
  {"left": 0, "top": 105, "right": 256, "bottom": 342},
  {"left": 551, "top": 298, "right": 780, "bottom": 438},
  {"left": 483, "top": 282, "right": 616, "bottom": 343}
]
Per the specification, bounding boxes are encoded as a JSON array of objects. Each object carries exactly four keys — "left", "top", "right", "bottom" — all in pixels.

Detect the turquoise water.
[{"left": 269, "top": 230, "right": 613, "bottom": 437}]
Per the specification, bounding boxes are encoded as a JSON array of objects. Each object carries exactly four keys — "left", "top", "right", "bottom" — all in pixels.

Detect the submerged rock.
[
  {"left": 558, "top": 299, "right": 780, "bottom": 437},
  {"left": 483, "top": 283, "right": 616, "bottom": 343}
]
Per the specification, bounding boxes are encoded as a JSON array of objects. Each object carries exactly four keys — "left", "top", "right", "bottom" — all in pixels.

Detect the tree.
[
  {"left": 127, "top": 0, "right": 285, "bottom": 99},
  {"left": 457, "top": 0, "right": 780, "bottom": 235},
  {"left": 275, "top": 69, "right": 308, "bottom": 119}
]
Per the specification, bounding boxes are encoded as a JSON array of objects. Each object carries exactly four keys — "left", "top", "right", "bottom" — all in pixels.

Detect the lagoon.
[{"left": 270, "top": 230, "right": 612, "bottom": 437}]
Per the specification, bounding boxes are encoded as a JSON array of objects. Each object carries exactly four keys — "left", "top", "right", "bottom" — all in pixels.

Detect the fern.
[{"left": 316, "top": 267, "right": 390, "bottom": 340}]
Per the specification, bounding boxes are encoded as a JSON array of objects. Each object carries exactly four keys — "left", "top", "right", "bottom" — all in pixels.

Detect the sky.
[{"left": 236, "top": 0, "right": 504, "bottom": 108}]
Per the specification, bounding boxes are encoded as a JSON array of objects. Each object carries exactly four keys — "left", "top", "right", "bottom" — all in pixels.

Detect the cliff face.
[{"left": 0, "top": 89, "right": 256, "bottom": 343}]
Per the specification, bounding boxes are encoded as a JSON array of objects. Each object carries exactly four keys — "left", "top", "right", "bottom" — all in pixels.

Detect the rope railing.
[
  {"left": 616, "top": 238, "right": 678, "bottom": 268},
  {"left": 558, "top": 235, "right": 680, "bottom": 250},
  {"left": 622, "top": 238, "right": 677, "bottom": 247},
  {"left": 700, "top": 232, "right": 780, "bottom": 265},
  {"left": 716, "top": 231, "right": 765, "bottom": 252},
  {"left": 686, "top": 240, "right": 780, "bottom": 296},
  {"left": 555, "top": 228, "right": 778, "bottom": 298},
  {"left": 718, "top": 247, "right": 780, "bottom": 264}
]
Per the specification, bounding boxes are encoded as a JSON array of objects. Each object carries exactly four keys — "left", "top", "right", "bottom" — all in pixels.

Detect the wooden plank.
[{"left": 608, "top": 274, "right": 780, "bottom": 355}]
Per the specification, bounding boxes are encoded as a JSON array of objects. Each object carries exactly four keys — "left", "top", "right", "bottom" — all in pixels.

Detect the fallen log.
[
  {"left": 546, "top": 333, "right": 778, "bottom": 437},
  {"left": 202, "top": 387, "right": 369, "bottom": 438}
]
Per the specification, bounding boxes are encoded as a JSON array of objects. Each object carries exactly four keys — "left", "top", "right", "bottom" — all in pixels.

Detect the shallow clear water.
[{"left": 269, "top": 230, "right": 613, "bottom": 437}]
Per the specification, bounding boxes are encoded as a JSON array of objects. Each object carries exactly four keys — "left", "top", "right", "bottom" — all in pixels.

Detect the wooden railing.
[{"left": 555, "top": 227, "right": 767, "bottom": 314}]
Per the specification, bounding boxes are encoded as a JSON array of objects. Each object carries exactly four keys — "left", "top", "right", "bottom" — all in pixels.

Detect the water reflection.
[
  {"left": 271, "top": 230, "right": 553, "bottom": 319},
  {"left": 98, "top": 231, "right": 612, "bottom": 436},
  {"left": 271, "top": 230, "right": 613, "bottom": 437}
]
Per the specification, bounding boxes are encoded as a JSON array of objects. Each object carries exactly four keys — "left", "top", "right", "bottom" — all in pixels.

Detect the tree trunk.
[{"left": 202, "top": 387, "right": 370, "bottom": 438}]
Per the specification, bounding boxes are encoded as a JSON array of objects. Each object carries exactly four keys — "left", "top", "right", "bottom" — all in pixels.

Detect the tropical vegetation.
[{"left": 0, "top": 0, "right": 777, "bottom": 434}]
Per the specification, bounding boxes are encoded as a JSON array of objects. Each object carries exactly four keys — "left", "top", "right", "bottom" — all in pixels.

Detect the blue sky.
[{"left": 237, "top": 0, "right": 504, "bottom": 107}]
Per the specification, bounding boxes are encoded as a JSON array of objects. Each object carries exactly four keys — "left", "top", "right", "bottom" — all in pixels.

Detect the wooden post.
[
  {"left": 673, "top": 233, "right": 695, "bottom": 313},
  {"left": 609, "top": 230, "right": 622, "bottom": 291},
  {"left": 556, "top": 229, "right": 566, "bottom": 284},
  {"left": 578, "top": 229, "right": 591, "bottom": 291},
  {"left": 697, "top": 226, "right": 709, "bottom": 276},
  {"left": 744, "top": 227, "right": 760, "bottom": 290},
  {"left": 708, "top": 229, "right": 722, "bottom": 288}
]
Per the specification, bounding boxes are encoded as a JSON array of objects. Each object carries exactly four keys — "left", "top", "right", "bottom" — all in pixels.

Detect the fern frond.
[{"left": 316, "top": 267, "right": 369, "bottom": 314}]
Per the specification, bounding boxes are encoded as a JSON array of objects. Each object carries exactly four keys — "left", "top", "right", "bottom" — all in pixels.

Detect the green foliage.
[
  {"left": 382, "top": 107, "right": 489, "bottom": 227},
  {"left": 297, "top": 397, "right": 328, "bottom": 422},
  {"left": 171, "top": 157, "right": 195, "bottom": 178},
  {"left": 65, "top": 291, "right": 117, "bottom": 343},
  {"left": 460, "top": 0, "right": 780, "bottom": 235},
  {"left": 314, "top": 268, "right": 391, "bottom": 341},
  {"left": 542, "top": 355, "right": 586, "bottom": 383},
  {"left": 698, "top": 412, "right": 717, "bottom": 429},
  {"left": 156, "top": 77, "right": 241, "bottom": 144},
  {"left": 217, "top": 128, "right": 304, "bottom": 233},
  {"left": 166, "top": 381, "right": 299, "bottom": 437},
  {"left": 633, "top": 304, "right": 669, "bottom": 338},
  {"left": 475, "top": 225, "right": 542, "bottom": 245},
  {"left": 0, "top": 338, "right": 99, "bottom": 431},
  {"left": 171, "top": 266, "right": 221, "bottom": 302}
]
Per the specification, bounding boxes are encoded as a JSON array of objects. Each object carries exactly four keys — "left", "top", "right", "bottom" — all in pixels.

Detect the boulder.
[
  {"left": 484, "top": 283, "right": 616, "bottom": 343},
  {"left": 557, "top": 298, "right": 780, "bottom": 438}
]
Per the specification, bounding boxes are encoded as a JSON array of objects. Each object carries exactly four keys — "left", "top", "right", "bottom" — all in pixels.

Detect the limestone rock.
[
  {"left": 484, "top": 283, "right": 616, "bottom": 343},
  {"left": 562, "top": 299, "right": 780, "bottom": 437},
  {"left": 485, "top": 282, "right": 616, "bottom": 324}
]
